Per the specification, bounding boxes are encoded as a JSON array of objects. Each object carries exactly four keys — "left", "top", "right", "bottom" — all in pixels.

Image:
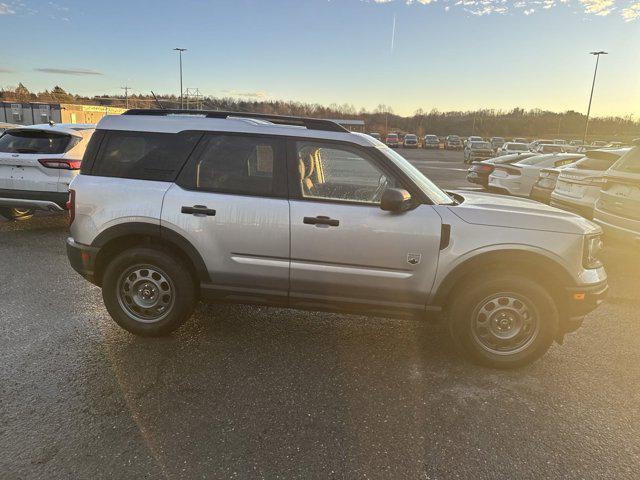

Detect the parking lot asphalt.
[{"left": 1, "top": 148, "right": 639, "bottom": 479}]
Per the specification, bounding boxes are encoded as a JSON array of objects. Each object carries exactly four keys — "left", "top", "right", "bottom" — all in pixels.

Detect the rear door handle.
[
  {"left": 303, "top": 216, "right": 339, "bottom": 227},
  {"left": 181, "top": 205, "right": 216, "bottom": 216}
]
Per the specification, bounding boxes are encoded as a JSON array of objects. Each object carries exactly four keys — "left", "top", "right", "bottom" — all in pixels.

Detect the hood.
[{"left": 447, "top": 190, "right": 601, "bottom": 235}]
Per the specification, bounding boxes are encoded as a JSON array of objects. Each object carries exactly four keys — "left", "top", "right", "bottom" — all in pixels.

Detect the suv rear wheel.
[
  {"left": 102, "top": 247, "right": 197, "bottom": 336},
  {"left": 448, "top": 274, "right": 558, "bottom": 369},
  {"left": 0, "top": 207, "right": 35, "bottom": 221}
]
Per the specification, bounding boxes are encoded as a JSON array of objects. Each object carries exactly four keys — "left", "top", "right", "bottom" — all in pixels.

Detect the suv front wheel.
[
  {"left": 102, "top": 247, "right": 197, "bottom": 336},
  {"left": 448, "top": 274, "right": 558, "bottom": 369}
]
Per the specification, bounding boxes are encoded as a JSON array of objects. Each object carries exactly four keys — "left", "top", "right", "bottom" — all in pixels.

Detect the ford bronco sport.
[{"left": 66, "top": 110, "right": 607, "bottom": 368}]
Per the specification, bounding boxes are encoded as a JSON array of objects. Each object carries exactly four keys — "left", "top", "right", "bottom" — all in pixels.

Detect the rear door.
[
  {"left": 287, "top": 139, "right": 442, "bottom": 315},
  {"left": 0, "top": 129, "right": 77, "bottom": 192},
  {"left": 161, "top": 133, "right": 290, "bottom": 303}
]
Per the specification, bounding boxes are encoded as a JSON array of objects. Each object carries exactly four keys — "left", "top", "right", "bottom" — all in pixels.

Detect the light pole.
[
  {"left": 583, "top": 51, "right": 607, "bottom": 144},
  {"left": 173, "top": 48, "right": 187, "bottom": 109}
]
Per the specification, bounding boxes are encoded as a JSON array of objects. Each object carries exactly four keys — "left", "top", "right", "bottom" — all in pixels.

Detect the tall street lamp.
[
  {"left": 173, "top": 48, "right": 187, "bottom": 109},
  {"left": 583, "top": 51, "right": 608, "bottom": 144}
]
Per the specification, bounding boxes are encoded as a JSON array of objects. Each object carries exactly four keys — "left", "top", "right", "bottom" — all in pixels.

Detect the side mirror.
[{"left": 380, "top": 188, "right": 412, "bottom": 212}]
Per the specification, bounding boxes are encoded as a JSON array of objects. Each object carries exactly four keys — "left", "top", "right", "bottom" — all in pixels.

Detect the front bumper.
[
  {"left": 66, "top": 237, "right": 99, "bottom": 284},
  {"left": 564, "top": 280, "right": 608, "bottom": 319}
]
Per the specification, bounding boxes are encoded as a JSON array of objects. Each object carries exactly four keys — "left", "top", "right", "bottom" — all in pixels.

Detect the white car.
[
  {"left": 66, "top": 109, "right": 607, "bottom": 368},
  {"left": 0, "top": 123, "right": 94, "bottom": 220},
  {"left": 551, "top": 148, "right": 629, "bottom": 219},
  {"left": 489, "top": 153, "right": 583, "bottom": 197},
  {"left": 497, "top": 142, "right": 530, "bottom": 156}
]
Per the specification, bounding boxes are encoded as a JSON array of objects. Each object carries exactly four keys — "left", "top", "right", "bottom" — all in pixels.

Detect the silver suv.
[{"left": 66, "top": 110, "right": 608, "bottom": 368}]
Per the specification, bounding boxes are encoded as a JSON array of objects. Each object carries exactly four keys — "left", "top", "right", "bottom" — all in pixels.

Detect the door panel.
[
  {"left": 289, "top": 202, "right": 441, "bottom": 310},
  {"left": 161, "top": 185, "right": 290, "bottom": 297}
]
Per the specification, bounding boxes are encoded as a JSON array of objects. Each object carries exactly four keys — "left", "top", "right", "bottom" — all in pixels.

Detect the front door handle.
[
  {"left": 181, "top": 205, "right": 216, "bottom": 216},
  {"left": 303, "top": 216, "right": 339, "bottom": 227}
]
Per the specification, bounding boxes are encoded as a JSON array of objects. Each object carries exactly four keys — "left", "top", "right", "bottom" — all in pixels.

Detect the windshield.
[
  {"left": 0, "top": 130, "right": 73, "bottom": 154},
  {"left": 425, "top": 135, "right": 438, "bottom": 140},
  {"left": 471, "top": 142, "right": 491, "bottom": 149},
  {"left": 378, "top": 146, "right": 454, "bottom": 205},
  {"left": 610, "top": 147, "right": 640, "bottom": 174}
]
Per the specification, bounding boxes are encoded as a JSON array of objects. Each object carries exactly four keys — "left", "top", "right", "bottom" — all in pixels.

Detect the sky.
[{"left": 0, "top": 0, "right": 638, "bottom": 117}]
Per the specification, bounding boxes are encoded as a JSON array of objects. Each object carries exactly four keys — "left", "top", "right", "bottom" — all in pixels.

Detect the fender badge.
[{"left": 407, "top": 253, "right": 422, "bottom": 265}]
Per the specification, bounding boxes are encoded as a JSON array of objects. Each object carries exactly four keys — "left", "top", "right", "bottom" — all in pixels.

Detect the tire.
[
  {"left": 0, "top": 207, "right": 35, "bottom": 221},
  {"left": 448, "top": 274, "right": 558, "bottom": 369},
  {"left": 101, "top": 247, "right": 197, "bottom": 336}
]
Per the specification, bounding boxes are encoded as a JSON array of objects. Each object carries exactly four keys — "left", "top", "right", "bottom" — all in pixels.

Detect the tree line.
[{"left": 2, "top": 84, "right": 638, "bottom": 141}]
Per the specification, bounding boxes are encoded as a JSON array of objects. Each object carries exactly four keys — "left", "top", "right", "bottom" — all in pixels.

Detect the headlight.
[{"left": 583, "top": 234, "right": 604, "bottom": 269}]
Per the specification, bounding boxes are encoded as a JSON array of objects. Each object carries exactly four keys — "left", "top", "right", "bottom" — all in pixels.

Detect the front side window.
[
  {"left": 296, "top": 141, "right": 396, "bottom": 204},
  {"left": 181, "top": 134, "right": 287, "bottom": 197},
  {"left": 93, "top": 130, "right": 201, "bottom": 181}
]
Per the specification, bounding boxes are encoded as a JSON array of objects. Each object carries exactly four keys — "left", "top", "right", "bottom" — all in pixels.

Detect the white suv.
[
  {"left": 66, "top": 110, "right": 608, "bottom": 368},
  {"left": 0, "top": 123, "right": 94, "bottom": 220}
]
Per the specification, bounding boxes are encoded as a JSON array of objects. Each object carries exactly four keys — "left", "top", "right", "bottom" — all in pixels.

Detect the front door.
[
  {"left": 288, "top": 139, "right": 442, "bottom": 315},
  {"left": 161, "top": 133, "right": 290, "bottom": 303}
]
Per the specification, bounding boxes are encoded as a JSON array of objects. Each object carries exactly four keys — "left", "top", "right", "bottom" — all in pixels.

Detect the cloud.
[
  {"left": 363, "top": 0, "right": 637, "bottom": 21},
  {"left": 622, "top": 1, "right": 640, "bottom": 20},
  {"left": 34, "top": 68, "right": 103, "bottom": 76},
  {"left": 579, "top": 0, "right": 615, "bottom": 14},
  {"left": 0, "top": 67, "right": 14, "bottom": 73},
  {"left": 0, "top": 2, "right": 15, "bottom": 14}
]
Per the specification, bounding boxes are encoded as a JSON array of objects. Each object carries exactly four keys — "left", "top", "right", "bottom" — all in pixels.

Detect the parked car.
[
  {"left": 490, "top": 137, "right": 506, "bottom": 151},
  {"left": 385, "top": 133, "right": 400, "bottom": 148},
  {"left": 607, "top": 141, "right": 627, "bottom": 148},
  {"left": 403, "top": 134, "right": 419, "bottom": 149},
  {"left": 530, "top": 164, "right": 578, "bottom": 205},
  {"left": 497, "top": 142, "right": 530, "bottom": 156},
  {"left": 423, "top": 134, "right": 439, "bottom": 149},
  {"left": 66, "top": 109, "right": 607, "bottom": 368},
  {"left": 591, "top": 141, "right": 608, "bottom": 147},
  {"left": 464, "top": 141, "right": 494, "bottom": 164},
  {"left": 465, "top": 136, "right": 483, "bottom": 148},
  {"left": 467, "top": 152, "right": 537, "bottom": 189},
  {"left": 445, "top": 135, "right": 462, "bottom": 150},
  {"left": 489, "top": 153, "right": 582, "bottom": 197},
  {"left": 535, "top": 144, "right": 568, "bottom": 154},
  {"left": 554, "top": 139, "right": 567, "bottom": 145},
  {"left": 368, "top": 132, "right": 381, "bottom": 141},
  {"left": 593, "top": 141, "right": 640, "bottom": 246},
  {"left": 550, "top": 148, "right": 629, "bottom": 219},
  {"left": 0, "top": 123, "right": 94, "bottom": 220},
  {"left": 513, "top": 137, "right": 527, "bottom": 144},
  {"left": 529, "top": 139, "right": 554, "bottom": 151},
  {"left": 569, "top": 140, "right": 584, "bottom": 147}
]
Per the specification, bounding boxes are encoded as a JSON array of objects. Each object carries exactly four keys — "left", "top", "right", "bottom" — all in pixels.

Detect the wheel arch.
[
  {"left": 91, "top": 222, "right": 210, "bottom": 286},
  {"left": 430, "top": 249, "right": 575, "bottom": 309}
]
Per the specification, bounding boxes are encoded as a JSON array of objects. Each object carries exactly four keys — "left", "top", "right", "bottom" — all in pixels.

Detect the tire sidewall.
[
  {"left": 102, "top": 247, "right": 197, "bottom": 336},
  {"left": 449, "top": 275, "right": 558, "bottom": 369}
]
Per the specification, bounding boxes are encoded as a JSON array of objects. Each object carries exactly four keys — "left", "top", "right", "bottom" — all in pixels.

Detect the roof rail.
[{"left": 122, "top": 109, "right": 350, "bottom": 133}]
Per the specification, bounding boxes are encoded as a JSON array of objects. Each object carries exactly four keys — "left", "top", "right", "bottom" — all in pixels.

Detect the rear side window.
[
  {"left": 92, "top": 131, "right": 201, "bottom": 181},
  {"left": 0, "top": 130, "right": 74, "bottom": 154},
  {"left": 178, "top": 134, "right": 287, "bottom": 197}
]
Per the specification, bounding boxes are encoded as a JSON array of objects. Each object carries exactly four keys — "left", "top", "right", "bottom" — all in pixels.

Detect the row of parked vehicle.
[
  {"left": 0, "top": 111, "right": 610, "bottom": 369},
  {"left": 467, "top": 144, "right": 640, "bottom": 247}
]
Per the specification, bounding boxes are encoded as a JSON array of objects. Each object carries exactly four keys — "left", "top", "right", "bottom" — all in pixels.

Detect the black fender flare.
[{"left": 92, "top": 222, "right": 210, "bottom": 282}]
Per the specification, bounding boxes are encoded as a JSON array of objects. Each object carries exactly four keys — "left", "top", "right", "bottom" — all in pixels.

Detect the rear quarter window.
[
  {"left": 90, "top": 130, "right": 201, "bottom": 181},
  {"left": 611, "top": 148, "right": 640, "bottom": 174}
]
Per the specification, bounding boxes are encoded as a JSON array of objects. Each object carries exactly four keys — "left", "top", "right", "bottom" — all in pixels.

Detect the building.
[{"left": 0, "top": 102, "right": 126, "bottom": 126}]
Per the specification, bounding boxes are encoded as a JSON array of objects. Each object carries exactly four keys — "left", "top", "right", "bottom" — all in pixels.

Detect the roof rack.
[{"left": 122, "top": 109, "right": 350, "bottom": 133}]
